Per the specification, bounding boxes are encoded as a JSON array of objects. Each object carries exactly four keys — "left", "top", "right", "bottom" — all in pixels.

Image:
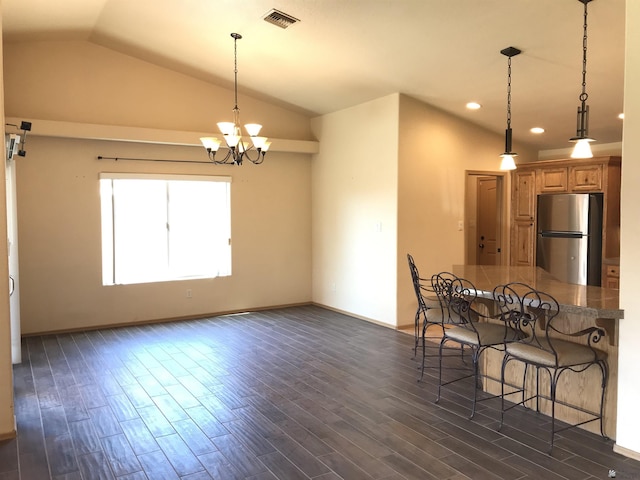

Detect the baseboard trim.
[
  {"left": 613, "top": 443, "right": 640, "bottom": 461},
  {"left": 21, "top": 302, "right": 313, "bottom": 337},
  {"left": 0, "top": 417, "right": 16, "bottom": 442},
  {"left": 310, "top": 302, "right": 396, "bottom": 330}
]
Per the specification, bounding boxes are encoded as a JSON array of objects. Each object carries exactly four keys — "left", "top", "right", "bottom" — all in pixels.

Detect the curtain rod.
[{"left": 97, "top": 156, "right": 215, "bottom": 165}]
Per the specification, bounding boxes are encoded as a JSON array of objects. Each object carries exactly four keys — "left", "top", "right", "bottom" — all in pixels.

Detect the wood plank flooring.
[{"left": 1, "top": 305, "right": 640, "bottom": 479}]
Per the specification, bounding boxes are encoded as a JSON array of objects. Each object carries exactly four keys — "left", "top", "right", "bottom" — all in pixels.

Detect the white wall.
[
  {"left": 311, "top": 94, "right": 399, "bottom": 325},
  {"left": 615, "top": 0, "right": 640, "bottom": 459}
]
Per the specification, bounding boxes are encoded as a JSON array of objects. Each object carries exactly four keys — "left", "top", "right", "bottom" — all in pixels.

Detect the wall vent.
[{"left": 263, "top": 9, "right": 300, "bottom": 29}]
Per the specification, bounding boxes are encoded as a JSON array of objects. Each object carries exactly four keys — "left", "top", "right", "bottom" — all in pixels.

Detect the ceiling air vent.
[{"left": 263, "top": 9, "right": 300, "bottom": 29}]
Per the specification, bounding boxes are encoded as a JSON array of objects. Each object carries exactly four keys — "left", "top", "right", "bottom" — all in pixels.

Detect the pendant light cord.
[
  {"left": 580, "top": 1, "right": 589, "bottom": 103},
  {"left": 506, "top": 55, "right": 513, "bottom": 129}
]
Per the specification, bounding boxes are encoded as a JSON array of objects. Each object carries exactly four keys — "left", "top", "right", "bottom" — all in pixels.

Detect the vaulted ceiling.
[{"left": 2, "top": 0, "right": 626, "bottom": 153}]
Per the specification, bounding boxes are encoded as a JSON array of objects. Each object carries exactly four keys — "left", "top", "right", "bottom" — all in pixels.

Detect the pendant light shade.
[
  {"left": 500, "top": 154, "right": 517, "bottom": 171},
  {"left": 499, "top": 46, "right": 521, "bottom": 171}
]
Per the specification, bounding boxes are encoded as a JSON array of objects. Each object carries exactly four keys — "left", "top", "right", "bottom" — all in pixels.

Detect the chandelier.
[
  {"left": 570, "top": 0, "right": 595, "bottom": 159},
  {"left": 200, "top": 33, "right": 270, "bottom": 165},
  {"left": 499, "top": 46, "right": 521, "bottom": 171}
]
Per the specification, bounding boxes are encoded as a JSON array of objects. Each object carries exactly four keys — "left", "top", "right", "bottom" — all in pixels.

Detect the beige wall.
[
  {"left": 4, "top": 40, "right": 313, "bottom": 334},
  {"left": 310, "top": 94, "right": 399, "bottom": 326},
  {"left": 396, "top": 95, "right": 536, "bottom": 329},
  {"left": 310, "top": 92, "right": 536, "bottom": 328},
  {"left": 616, "top": 0, "right": 640, "bottom": 459},
  {"left": 3, "top": 40, "right": 312, "bottom": 141}
]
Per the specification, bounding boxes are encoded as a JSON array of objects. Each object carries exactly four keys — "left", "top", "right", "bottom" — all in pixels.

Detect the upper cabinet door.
[
  {"left": 539, "top": 167, "right": 568, "bottom": 193},
  {"left": 513, "top": 170, "right": 536, "bottom": 221},
  {"left": 570, "top": 164, "right": 603, "bottom": 191}
]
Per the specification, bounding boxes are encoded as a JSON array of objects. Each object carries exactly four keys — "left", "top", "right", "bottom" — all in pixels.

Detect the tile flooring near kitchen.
[{"left": 1, "top": 305, "right": 640, "bottom": 479}]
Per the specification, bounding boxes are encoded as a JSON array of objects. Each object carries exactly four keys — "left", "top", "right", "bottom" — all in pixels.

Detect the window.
[{"left": 100, "top": 173, "right": 231, "bottom": 285}]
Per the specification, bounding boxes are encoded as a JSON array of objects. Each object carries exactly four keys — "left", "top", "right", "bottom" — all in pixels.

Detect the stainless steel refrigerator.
[{"left": 536, "top": 193, "right": 603, "bottom": 286}]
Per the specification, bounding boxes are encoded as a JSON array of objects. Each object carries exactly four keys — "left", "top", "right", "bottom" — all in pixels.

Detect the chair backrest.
[
  {"left": 432, "top": 272, "right": 480, "bottom": 330},
  {"left": 492, "top": 282, "right": 561, "bottom": 353},
  {"left": 407, "top": 254, "right": 429, "bottom": 313}
]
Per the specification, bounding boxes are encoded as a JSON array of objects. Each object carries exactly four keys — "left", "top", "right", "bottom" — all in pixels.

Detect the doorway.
[{"left": 465, "top": 171, "right": 507, "bottom": 265}]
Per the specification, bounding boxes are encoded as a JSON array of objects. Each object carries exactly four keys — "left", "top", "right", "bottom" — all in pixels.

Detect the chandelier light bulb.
[
  {"left": 244, "top": 124, "right": 263, "bottom": 136},
  {"left": 251, "top": 136, "right": 268, "bottom": 150},
  {"left": 225, "top": 134, "right": 241, "bottom": 148},
  {"left": 200, "top": 137, "right": 221, "bottom": 152},
  {"left": 217, "top": 122, "right": 235, "bottom": 136}
]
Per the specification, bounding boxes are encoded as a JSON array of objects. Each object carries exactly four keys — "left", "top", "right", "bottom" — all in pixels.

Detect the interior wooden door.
[{"left": 477, "top": 177, "right": 498, "bottom": 265}]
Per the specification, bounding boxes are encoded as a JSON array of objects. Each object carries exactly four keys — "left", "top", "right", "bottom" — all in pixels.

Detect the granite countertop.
[{"left": 452, "top": 265, "right": 623, "bottom": 320}]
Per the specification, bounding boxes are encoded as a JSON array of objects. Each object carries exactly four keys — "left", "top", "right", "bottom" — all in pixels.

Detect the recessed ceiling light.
[
  {"left": 466, "top": 102, "right": 481, "bottom": 110},
  {"left": 618, "top": 113, "right": 624, "bottom": 119},
  {"left": 530, "top": 127, "right": 545, "bottom": 134}
]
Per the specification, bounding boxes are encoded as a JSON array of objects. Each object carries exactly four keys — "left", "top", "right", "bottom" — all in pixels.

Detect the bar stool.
[
  {"left": 435, "top": 274, "right": 521, "bottom": 418},
  {"left": 407, "top": 254, "right": 440, "bottom": 363},
  {"left": 493, "top": 282, "right": 608, "bottom": 452}
]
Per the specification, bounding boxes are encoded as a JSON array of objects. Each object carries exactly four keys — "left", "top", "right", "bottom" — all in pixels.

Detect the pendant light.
[
  {"left": 570, "top": 0, "right": 595, "bottom": 159},
  {"left": 499, "top": 46, "right": 521, "bottom": 171},
  {"left": 200, "top": 33, "right": 270, "bottom": 165}
]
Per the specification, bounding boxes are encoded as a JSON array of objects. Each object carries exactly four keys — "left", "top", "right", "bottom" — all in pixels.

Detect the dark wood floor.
[{"left": 1, "top": 305, "right": 640, "bottom": 480}]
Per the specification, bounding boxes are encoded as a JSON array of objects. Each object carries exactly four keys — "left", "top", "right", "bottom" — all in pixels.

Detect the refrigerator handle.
[{"left": 539, "top": 231, "right": 584, "bottom": 238}]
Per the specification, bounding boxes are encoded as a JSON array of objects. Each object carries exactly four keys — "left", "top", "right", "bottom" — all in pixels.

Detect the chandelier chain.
[{"left": 233, "top": 34, "right": 239, "bottom": 110}]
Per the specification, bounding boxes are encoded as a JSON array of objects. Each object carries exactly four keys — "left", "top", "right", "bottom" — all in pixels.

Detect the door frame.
[{"left": 464, "top": 170, "right": 509, "bottom": 266}]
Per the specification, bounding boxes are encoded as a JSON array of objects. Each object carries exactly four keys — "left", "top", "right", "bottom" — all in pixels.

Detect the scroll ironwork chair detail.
[
  {"left": 434, "top": 274, "right": 521, "bottom": 419},
  {"left": 407, "top": 254, "right": 441, "bottom": 360},
  {"left": 493, "top": 282, "right": 608, "bottom": 452}
]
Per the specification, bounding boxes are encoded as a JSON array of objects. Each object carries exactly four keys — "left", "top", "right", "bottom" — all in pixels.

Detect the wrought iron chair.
[
  {"left": 493, "top": 282, "right": 608, "bottom": 452},
  {"left": 407, "top": 254, "right": 441, "bottom": 360},
  {"left": 435, "top": 274, "right": 521, "bottom": 418}
]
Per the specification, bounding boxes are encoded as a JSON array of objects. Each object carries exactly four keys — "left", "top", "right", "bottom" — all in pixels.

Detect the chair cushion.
[
  {"left": 426, "top": 307, "right": 444, "bottom": 323},
  {"left": 505, "top": 338, "right": 607, "bottom": 367},
  {"left": 423, "top": 295, "right": 440, "bottom": 309},
  {"left": 445, "top": 322, "right": 517, "bottom": 346}
]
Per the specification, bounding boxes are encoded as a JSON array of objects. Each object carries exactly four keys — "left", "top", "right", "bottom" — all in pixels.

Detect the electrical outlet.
[{"left": 186, "top": 289, "right": 192, "bottom": 298}]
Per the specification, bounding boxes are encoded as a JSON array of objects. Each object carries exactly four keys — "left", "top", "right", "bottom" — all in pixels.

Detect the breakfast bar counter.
[
  {"left": 452, "top": 265, "right": 623, "bottom": 320},
  {"left": 451, "top": 264, "right": 623, "bottom": 437},
  {"left": 453, "top": 265, "right": 623, "bottom": 345}
]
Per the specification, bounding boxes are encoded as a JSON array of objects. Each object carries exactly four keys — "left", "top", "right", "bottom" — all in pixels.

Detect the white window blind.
[{"left": 100, "top": 173, "right": 231, "bottom": 285}]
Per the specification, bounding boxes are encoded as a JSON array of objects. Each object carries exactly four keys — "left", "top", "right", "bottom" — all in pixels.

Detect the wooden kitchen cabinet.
[
  {"left": 513, "top": 170, "right": 536, "bottom": 221},
  {"left": 511, "top": 221, "right": 536, "bottom": 267},
  {"left": 509, "top": 156, "right": 621, "bottom": 271},
  {"left": 510, "top": 169, "right": 537, "bottom": 266},
  {"left": 570, "top": 163, "right": 603, "bottom": 191},
  {"left": 604, "top": 265, "right": 620, "bottom": 289},
  {"left": 539, "top": 167, "right": 568, "bottom": 193}
]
